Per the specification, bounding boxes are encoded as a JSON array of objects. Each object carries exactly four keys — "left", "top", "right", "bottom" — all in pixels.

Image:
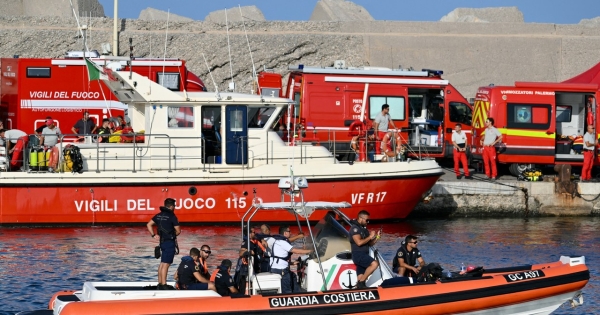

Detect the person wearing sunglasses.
[
  {"left": 174, "top": 247, "right": 216, "bottom": 291},
  {"left": 349, "top": 210, "right": 381, "bottom": 289},
  {"left": 265, "top": 225, "right": 313, "bottom": 294},
  {"left": 393, "top": 235, "right": 426, "bottom": 278}
]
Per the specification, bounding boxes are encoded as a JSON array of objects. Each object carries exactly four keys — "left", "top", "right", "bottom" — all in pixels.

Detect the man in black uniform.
[
  {"left": 147, "top": 198, "right": 181, "bottom": 290},
  {"left": 214, "top": 259, "right": 239, "bottom": 296},
  {"left": 235, "top": 226, "right": 263, "bottom": 293},
  {"left": 175, "top": 247, "right": 216, "bottom": 291},
  {"left": 349, "top": 210, "right": 380, "bottom": 289},
  {"left": 392, "top": 235, "right": 426, "bottom": 277}
]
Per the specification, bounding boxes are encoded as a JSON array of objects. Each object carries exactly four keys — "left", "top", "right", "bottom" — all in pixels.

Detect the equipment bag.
[{"left": 63, "top": 144, "right": 84, "bottom": 173}]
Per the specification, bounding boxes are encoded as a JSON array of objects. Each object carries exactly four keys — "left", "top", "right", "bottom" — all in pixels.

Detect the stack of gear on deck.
[{"left": 518, "top": 167, "right": 543, "bottom": 181}]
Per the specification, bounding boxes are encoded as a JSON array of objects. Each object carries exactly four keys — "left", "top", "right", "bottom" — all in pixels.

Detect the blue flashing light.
[{"left": 298, "top": 64, "right": 304, "bottom": 70}]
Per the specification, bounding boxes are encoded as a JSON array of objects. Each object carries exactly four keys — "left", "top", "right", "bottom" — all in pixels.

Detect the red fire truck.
[
  {"left": 257, "top": 62, "right": 473, "bottom": 161},
  {"left": 472, "top": 62, "right": 600, "bottom": 176},
  {"left": 0, "top": 51, "right": 205, "bottom": 138}
]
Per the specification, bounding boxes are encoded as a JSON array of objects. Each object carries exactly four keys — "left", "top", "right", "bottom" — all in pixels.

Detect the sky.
[{"left": 97, "top": 0, "right": 600, "bottom": 24}]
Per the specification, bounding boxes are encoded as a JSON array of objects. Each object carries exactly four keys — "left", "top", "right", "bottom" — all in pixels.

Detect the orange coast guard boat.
[
  {"left": 0, "top": 58, "right": 443, "bottom": 225},
  {"left": 23, "top": 178, "right": 589, "bottom": 315}
]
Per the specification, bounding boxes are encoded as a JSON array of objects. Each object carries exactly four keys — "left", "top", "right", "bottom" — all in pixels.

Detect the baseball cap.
[{"left": 46, "top": 119, "right": 54, "bottom": 126}]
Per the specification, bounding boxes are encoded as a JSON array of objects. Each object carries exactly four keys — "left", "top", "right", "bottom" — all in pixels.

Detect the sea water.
[{"left": 0, "top": 217, "right": 598, "bottom": 315}]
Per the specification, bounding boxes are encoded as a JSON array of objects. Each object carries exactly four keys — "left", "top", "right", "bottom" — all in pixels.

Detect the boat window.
[
  {"left": 248, "top": 107, "right": 276, "bottom": 128},
  {"left": 507, "top": 103, "right": 551, "bottom": 130},
  {"left": 449, "top": 102, "right": 473, "bottom": 125},
  {"left": 556, "top": 106, "right": 572, "bottom": 123},
  {"left": 27, "top": 67, "right": 50, "bottom": 78},
  {"left": 157, "top": 72, "right": 181, "bottom": 91},
  {"left": 261, "top": 88, "right": 280, "bottom": 97},
  {"left": 229, "top": 109, "right": 244, "bottom": 132},
  {"left": 369, "top": 96, "right": 405, "bottom": 120},
  {"left": 167, "top": 106, "right": 194, "bottom": 128}
]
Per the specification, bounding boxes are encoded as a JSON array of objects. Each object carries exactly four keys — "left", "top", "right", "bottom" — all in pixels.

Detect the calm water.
[{"left": 0, "top": 217, "right": 598, "bottom": 315}]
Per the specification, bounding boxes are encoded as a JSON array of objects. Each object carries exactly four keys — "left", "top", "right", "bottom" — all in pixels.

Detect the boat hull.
[
  {"left": 0, "top": 173, "right": 440, "bottom": 225},
  {"left": 51, "top": 261, "right": 589, "bottom": 315}
]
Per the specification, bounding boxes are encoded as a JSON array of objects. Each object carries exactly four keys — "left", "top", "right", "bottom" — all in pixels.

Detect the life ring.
[
  {"left": 348, "top": 120, "right": 366, "bottom": 137},
  {"left": 9, "top": 135, "right": 29, "bottom": 170}
]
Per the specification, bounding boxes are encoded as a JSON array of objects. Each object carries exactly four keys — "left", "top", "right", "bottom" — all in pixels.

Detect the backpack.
[
  {"left": 63, "top": 144, "right": 84, "bottom": 173},
  {"left": 416, "top": 263, "right": 445, "bottom": 283}
]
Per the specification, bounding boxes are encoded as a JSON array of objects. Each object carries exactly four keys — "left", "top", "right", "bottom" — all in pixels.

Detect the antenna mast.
[
  {"left": 239, "top": 5, "right": 260, "bottom": 95},
  {"left": 161, "top": 9, "right": 170, "bottom": 88},
  {"left": 203, "top": 53, "right": 221, "bottom": 100},
  {"left": 226, "top": 8, "right": 235, "bottom": 92}
]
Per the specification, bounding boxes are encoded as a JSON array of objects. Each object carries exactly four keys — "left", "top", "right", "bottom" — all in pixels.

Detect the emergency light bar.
[
  {"left": 324, "top": 76, "right": 449, "bottom": 86},
  {"left": 288, "top": 65, "right": 430, "bottom": 77}
]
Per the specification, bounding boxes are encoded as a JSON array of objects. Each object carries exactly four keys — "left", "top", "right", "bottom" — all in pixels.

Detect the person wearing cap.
[
  {"left": 71, "top": 110, "right": 97, "bottom": 138},
  {"left": 147, "top": 198, "right": 181, "bottom": 290},
  {"left": 213, "top": 259, "right": 239, "bottom": 296},
  {"left": 393, "top": 235, "right": 426, "bottom": 277},
  {"left": 40, "top": 119, "right": 62, "bottom": 147}
]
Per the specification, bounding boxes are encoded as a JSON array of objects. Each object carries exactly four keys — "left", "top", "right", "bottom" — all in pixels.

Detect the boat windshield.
[{"left": 309, "top": 212, "right": 352, "bottom": 262}]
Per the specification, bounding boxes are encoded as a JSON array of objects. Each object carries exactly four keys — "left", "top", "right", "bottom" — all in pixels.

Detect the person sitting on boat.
[
  {"left": 147, "top": 198, "right": 181, "bottom": 290},
  {"left": 213, "top": 259, "right": 239, "bottom": 296},
  {"left": 96, "top": 119, "right": 113, "bottom": 143},
  {"left": 174, "top": 247, "right": 216, "bottom": 291},
  {"left": 266, "top": 225, "right": 313, "bottom": 294},
  {"left": 349, "top": 210, "right": 381, "bottom": 289},
  {"left": 392, "top": 235, "right": 426, "bottom": 278}
]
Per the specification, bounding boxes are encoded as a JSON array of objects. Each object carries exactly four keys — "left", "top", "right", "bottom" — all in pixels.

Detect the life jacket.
[
  {"left": 210, "top": 268, "right": 219, "bottom": 282},
  {"left": 198, "top": 257, "right": 209, "bottom": 278},
  {"left": 268, "top": 235, "right": 293, "bottom": 265}
]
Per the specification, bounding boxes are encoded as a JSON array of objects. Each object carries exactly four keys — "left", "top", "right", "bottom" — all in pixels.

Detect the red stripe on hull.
[{"left": 0, "top": 176, "right": 439, "bottom": 225}]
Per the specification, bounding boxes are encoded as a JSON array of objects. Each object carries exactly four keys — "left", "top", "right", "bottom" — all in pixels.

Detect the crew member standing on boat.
[
  {"left": 147, "top": 198, "right": 181, "bottom": 290},
  {"left": 235, "top": 227, "right": 264, "bottom": 293},
  {"left": 392, "top": 235, "right": 426, "bottom": 277},
  {"left": 266, "top": 226, "right": 313, "bottom": 294},
  {"left": 174, "top": 247, "right": 216, "bottom": 291},
  {"left": 350, "top": 210, "right": 380, "bottom": 289},
  {"left": 71, "top": 110, "right": 97, "bottom": 141},
  {"left": 374, "top": 104, "right": 398, "bottom": 146}
]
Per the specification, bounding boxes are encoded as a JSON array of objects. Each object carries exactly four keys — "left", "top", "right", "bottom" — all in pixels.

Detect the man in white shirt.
[
  {"left": 581, "top": 124, "right": 596, "bottom": 182},
  {"left": 40, "top": 119, "right": 62, "bottom": 147},
  {"left": 452, "top": 123, "right": 471, "bottom": 179},
  {"left": 480, "top": 118, "right": 502, "bottom": 180},
  {"left": 265, "top": 225, "right": 313, "bottom": 293},
  {"left": 0, "top": 129, "right": 27, "bottom": 155}
]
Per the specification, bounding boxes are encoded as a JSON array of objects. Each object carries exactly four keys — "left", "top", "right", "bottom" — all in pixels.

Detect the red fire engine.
[
  {"left": 257, "top": 62, "right": 473, "bottom": 161},
  {"left": 472, "top": 62, "right": 600, "bottom": 176},
  {"left": 0, "top": 51, "right": 205, "bottom": 139}
]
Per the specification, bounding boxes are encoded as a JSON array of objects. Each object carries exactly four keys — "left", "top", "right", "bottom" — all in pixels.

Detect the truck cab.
[{"left": 257, "top": 62, "right": 473, "bottom": 162}]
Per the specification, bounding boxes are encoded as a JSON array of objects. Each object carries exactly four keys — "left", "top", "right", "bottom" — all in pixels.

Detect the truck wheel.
[{"left": 509, "top": 163, "right": 533, "bottom": 177}]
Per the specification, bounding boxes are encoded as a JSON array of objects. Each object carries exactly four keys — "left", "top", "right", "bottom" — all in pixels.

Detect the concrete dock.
[{"left": 412, "top": 165, "right": 600, "bottom": 218}]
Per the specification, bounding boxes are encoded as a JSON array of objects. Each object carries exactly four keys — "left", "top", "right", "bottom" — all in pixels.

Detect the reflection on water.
[{"left": 0, "top": 217, "right": 598, "bottom": 315}]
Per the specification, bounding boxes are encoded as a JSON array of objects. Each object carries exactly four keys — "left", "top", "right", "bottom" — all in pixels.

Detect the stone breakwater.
[
  {"left": 1, "top": 16, "right": 600, "bottom": 98},
  {"left": 413, "top": 180, "right": 600, "bottom": 218}
]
